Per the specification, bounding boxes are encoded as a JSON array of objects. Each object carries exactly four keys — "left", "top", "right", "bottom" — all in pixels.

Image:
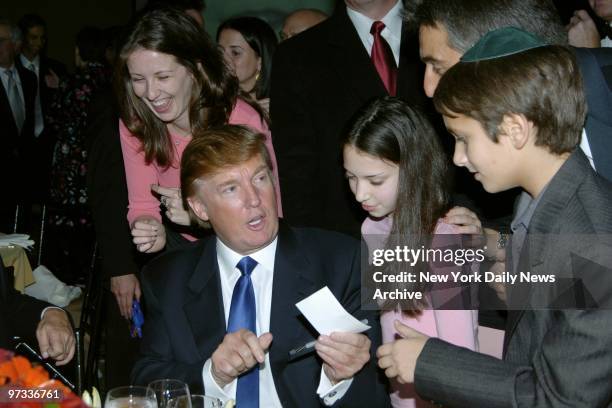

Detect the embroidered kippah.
[{"left": 461, "top": 26, "right": 549, "bottom": 62}]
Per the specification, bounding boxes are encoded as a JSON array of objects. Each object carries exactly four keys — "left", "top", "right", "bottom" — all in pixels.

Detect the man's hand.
[
  {"left": 36, "top": 309, "right": 75, "bottom": 366},
  {"left": 444, "top": 206, "right": 483, "bottom": 236},
  {"left": 376, "top": 321, "right": 428, "bottom": 384},
  {"left": 131, "top": 216, "right": 166, "bottom": 253},
  {"left": 152, "top": 185, "right": 191, "bottom": 226},
  {"left": 315, "top": 332, "right": 370, "bottom": 384},
  {"left": 111, "top": 274, "right": 141, "bottom": 319},
  {"left": 567, "top": 10, "right": 601, "bottom": 48},
  {"left": 211, "top": 330, "right": 273, "bottom": 388}
]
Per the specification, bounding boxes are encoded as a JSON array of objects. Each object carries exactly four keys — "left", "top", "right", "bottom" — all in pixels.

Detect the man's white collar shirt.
[
  {"left": 347, "top": 0, "right": 403, "bottom": 66},
  {"left": 202, "top": 237, "right": 351, "bottom": 406},
  {"left": 19, "top": 54, "right": 44, "bottom": 137},
  {"left": 0, "top": 65, "right": 25, "bottom": 122}
]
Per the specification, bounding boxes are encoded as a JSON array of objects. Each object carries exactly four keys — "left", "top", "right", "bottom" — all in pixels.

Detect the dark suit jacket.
[
  {"left": 271, "top": 5, "right": 425, "bottom": 237},
  {"left": 86, "top": 89, "right": 140, "bottom": 280},
  {"left": 574, "top": 47, "right": 612, "bottom": 182},
  {"left": 15, "top": 55, "right": 66, "bottom": 121},
  {"left": 414, "top": 150, "right": 612, "bottom": 407},
  {"left": 132, "top": 223, "right": 389, "bottom": 407},
  {"left": 0, "top": 65, "right": 37, "bottom": 201},
  {"left": 0, "top": 260, "right": 49, "bottom": 350}
]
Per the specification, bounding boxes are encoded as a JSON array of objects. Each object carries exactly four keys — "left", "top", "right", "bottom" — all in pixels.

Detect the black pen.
[{"left": 288, "top": 319, "right": 369, "bottom": 361}]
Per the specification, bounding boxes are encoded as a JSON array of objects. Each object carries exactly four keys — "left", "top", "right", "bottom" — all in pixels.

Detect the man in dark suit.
[
  {"left": 414, "top": 0, "right": 612, "bottom": 182},
  {"left": 0, "top": 260, "right": 75, "bottom": 365},
  {"left": 0, "top": 17, "right": 38, "bottom": 232},
  {"left": 132, "top": 125, "right": 388, "bottom": 407},
  {"left": 16, "top": 14, "right": 67, "bottom": 207},
  {"left": 377, "top": 28, "right": 612, "bottom": 407},
  {"left": 271, "top": 0, "right": 426, "bottom": 237}
]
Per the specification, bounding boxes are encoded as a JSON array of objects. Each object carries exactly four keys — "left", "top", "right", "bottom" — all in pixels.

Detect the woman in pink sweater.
[
  {"left": 343, "top": 97, "right": 482, "bottom": 408},
  {"left": 115, "top": 8, "right": 280, "bottom": 253}
]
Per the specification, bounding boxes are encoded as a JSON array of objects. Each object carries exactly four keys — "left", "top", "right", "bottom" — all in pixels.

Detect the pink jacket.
[
  {"left": 120, "top": 99, "right": 282, "bottom": 239},
  {"left": 362, "top": 216, "right": 479, "bottom": 408}
]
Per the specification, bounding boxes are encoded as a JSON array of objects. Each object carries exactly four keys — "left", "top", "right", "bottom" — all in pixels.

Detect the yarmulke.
[{"left": 461, "top": 27, "right": 548, "bottom": 62}]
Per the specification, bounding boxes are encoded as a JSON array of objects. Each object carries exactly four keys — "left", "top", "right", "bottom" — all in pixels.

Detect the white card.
[{"left": 295, "top": 286, "right": 371, "bottom": 335}]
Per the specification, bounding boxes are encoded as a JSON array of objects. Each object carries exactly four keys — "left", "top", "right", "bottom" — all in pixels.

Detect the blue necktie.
[{"left": 227, "top": 256, "right": 259, "bottom": 408}]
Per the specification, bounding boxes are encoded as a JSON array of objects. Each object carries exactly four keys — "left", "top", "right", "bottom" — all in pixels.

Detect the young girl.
[{"left": 343, "top": 97, "right": 480, "bottom": 407}]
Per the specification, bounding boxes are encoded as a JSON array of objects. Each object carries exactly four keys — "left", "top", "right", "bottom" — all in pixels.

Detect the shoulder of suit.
[
  {"left": 142, "top": 238, "right": 210, "bottom": 283},
  {"left": 289, "top": 226, "right": 359, "bottom": 254}
]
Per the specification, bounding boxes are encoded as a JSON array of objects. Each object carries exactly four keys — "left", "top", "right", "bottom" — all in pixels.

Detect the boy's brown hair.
[{"left": 433, "top": 45, "right": 586, "bottom": 154}]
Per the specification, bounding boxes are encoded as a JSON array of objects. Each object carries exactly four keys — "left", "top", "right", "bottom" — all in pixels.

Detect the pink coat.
[{"left": 362, "top": 216, "right": 479, "bottom": 408}]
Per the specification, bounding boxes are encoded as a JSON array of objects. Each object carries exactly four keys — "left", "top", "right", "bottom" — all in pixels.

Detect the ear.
[
  {"left": 187, "top": 195, "right": 209, "bottom": 222},
  {"left": 499, "top": 113, "right": 532, "bottom": 149}
]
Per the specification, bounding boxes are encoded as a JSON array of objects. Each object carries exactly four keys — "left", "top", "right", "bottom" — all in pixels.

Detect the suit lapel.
[
  {"left": 269, "top": 223, "right": 317, "bottom": 402},
  {"left": 326, "top": 9, "right": 388, "bottom": 102},
  {"left": 183, "top": 239, "right": 226, "bottom": 359}
]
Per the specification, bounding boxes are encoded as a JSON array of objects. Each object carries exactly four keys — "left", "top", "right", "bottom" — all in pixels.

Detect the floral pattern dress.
[{"left": 48, "top": 62, "right": 110, "bottom": 227}]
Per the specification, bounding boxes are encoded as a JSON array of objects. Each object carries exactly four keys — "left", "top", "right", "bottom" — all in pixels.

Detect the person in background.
[
  {"left": 87, "top": 3, "right": 206, "bottom": 390},
  {"left": 271, "top": 0, "right": 426, "bottom": 238},
  {"left": 217, "top": 16, "right": 277, "bottom": 116},
  {"left": 43, "top": 26, "right": 109, "bottom": 284},
  {"left": 0, "top": 17, "right": 37, "bottom": 233},
  {"left": 343, "top": 97, "right": 483, "bottom": 407},
  {"left": 280, "top": 8, "right": 327, "bottom": 41},
  {"left": 115, "top": 7, "right": 280, "bottom": 254},
  {"left": 567, "top": 0, "right": 612, "bottom": 48},
  {"left": 16, "top": 13, "right": 67, "bottom": 206}
]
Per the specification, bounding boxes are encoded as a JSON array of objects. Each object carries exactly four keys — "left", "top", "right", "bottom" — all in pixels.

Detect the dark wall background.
[{"left": 1, "top": 0, "right": 132, "bottom": 70}]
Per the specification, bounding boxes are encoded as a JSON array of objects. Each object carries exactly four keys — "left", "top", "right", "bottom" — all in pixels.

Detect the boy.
[{"left": 377, "top": 27, "right": 612, "bottom": 407}]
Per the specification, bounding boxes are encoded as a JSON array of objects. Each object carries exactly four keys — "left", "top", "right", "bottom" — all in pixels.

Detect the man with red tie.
[{"left": 271, "top": 0, "right": 426, "bottom": 238}]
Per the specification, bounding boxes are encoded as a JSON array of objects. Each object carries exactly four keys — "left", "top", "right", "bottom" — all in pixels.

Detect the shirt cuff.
[
  {"left": 317, "top": 366, "right": 353, "bottom": 406},
  {"left": 40, "top": 306, "right": 66, "bottom": 321},
  {"left": 202, "top": 358, "right": 236, "bottom": 403}
]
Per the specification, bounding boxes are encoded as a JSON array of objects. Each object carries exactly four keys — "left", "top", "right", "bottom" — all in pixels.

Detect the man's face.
[
  {"left": 0, "top": 25, "right": 16, "bottom": 68},
  {"left": 419, "top": 23, "right": 462, "bottom": 98},
  {"left": 187, "top": 155, "right": 279, "bottom": 255},
  {"left": 443, "top": 114, "right": 517, "bottom": 193},
  {"left": 589, "top": 0, "right": 612, "bottom": 21},
  {"left": 22, "top": 25, "right": 46, "bottom": 60}
]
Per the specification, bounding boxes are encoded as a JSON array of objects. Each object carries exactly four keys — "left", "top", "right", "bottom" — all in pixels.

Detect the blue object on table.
[{"left": 130, "top": 299, "right": 144, "bottom": 338}]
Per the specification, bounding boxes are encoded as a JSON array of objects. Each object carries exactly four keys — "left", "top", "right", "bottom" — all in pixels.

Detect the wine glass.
[
  {"left": 147, "top": 379, "right": 191, "bottom": 408},
  {"left": 168, "top": 395, "right": 223, "bottom": 408},
  {"left": 104, "top": 385, "right": 157, "bottom": 408}
]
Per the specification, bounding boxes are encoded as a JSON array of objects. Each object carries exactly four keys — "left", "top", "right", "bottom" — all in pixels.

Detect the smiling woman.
[{"left": 114, "top": 7, "right": 281, "bottom": 253}]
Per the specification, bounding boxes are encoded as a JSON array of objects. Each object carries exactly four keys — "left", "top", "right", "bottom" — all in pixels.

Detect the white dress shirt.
[
  {"left": 19, "top": 54, "right": 44, "bottom": 137},
  {"left": 346, "top": 0, "right": 403, "bottom": 66},
  {"left": 202, "top": 238, "right": 352, "bottom": 406},
  {"left": 580, "top": 128, "right": 596, "bottom": 171}
]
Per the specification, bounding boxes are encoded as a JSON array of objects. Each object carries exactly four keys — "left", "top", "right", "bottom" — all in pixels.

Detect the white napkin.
[
  {"left": 24, "top": 265, "right": 82, "bottom": 307},
  {"left": 0, "top": 233, "right": 35, "bottom": 249}
]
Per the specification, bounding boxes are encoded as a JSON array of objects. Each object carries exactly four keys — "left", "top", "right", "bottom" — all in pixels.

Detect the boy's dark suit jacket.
[
  {"left": 414, "top": 150, "right": 612, "bottom": 407},
  {"left": 271, "top": 5, "right": 425, "bottom": 237},
  {"left": 132, "top": 223, "right": 389, "bottom": 407}
]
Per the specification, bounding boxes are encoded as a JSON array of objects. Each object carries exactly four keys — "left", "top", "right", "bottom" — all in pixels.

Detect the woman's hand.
[
  {"left": 152, "top": 184, "right": 191, "bottom": 226},
  {"left": 131, "top": 216, "right": 166, "bottom": 253}
]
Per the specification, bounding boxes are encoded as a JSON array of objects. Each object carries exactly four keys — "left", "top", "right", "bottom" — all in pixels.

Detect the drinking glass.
[
  {"left": 168, "top": 394, "right": 223, "bottom": 408},
  {"left": 147, "top": 379, "right": 191, "bottom": 408},
  {"left": 104, "top": 385, "right": 157, "bottom": 408}
]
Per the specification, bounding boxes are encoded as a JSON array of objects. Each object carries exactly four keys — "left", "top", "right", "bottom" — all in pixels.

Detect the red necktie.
[{"left": 370, "top": 21, "right": 397, "bottom": 96}]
